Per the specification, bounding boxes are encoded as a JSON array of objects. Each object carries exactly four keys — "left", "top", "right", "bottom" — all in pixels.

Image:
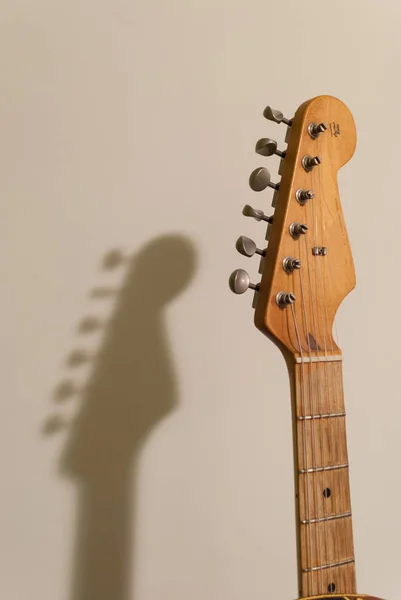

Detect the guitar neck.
[
  {"left": 289, "top": 357, "right": 356, "bottom": 597},
  {"left": 230, "top": 95, "right": 363, "bottom": 597}
]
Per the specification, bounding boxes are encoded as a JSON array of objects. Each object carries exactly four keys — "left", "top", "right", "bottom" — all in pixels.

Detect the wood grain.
[
  {"left": 291, "top": 361, "right": 356, "bottom": 597},
  {"left": 249, "top": 96, "right": 367, "bottom": 597},
  {"left": 299, "top": 596, "right": 384, "bottom": 600},
  {"left": 254, "top": 95, "right": 357, "bottom": 358}
]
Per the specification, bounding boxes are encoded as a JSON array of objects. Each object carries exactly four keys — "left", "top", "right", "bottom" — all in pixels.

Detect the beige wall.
[{"left": 1, "top": 1, "right": 400, "bottom": 599}]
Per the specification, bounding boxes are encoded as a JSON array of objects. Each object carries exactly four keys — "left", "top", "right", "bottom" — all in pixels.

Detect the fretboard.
[{"left": 291, "top": 358, "right": 356, "bottom": 598}]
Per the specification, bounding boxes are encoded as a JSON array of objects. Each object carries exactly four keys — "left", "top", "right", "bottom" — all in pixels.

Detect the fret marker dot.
[
  {"left": 323, "top": 487, "right": 331, "bottom": 498},
  {"left": 328, "top": 583, "right": 336, "bottom": 593}
]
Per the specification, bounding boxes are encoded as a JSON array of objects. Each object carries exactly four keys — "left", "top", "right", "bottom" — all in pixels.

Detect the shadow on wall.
[{"left": 43, "top": 234, "right": 197, "bottom": 600}]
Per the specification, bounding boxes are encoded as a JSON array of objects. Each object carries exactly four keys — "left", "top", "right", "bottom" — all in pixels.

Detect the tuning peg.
[
  {"left": 296, "top": 189, "right": 315, "bottom": 205},
  {"left": 235, "top": 235, "right": 265, "bottom": 258},
  {"left": 302, "top": 155, "right": 321, "bottom": 172},
  {"left": 229, "top": 269, "right": 259, "bottom": 294},
  {"left": 249, "top": 167, "right": 279, "bottom": 192},
  {"left": 242, "top": 204, "right": 272, "bottom": 223},
  {"left": 283, "top": 256, "right": 302, "bottom": 273},
  {"left": 255, "top": 138, "right": 286, "bottom": 158},
  {"left": 263, "top": 106, "right": 293, "bottom": 126},
  {"left": 290, "top": 222, "right": 308, "bottom": 239},
  {"left": 308, "top": 122, "right": 327, "bottom": 139},
  {"left": 276, "top": 292, "right": 296, "bottom": 308}
]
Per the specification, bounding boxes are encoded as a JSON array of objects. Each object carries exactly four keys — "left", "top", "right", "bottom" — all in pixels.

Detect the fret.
[
  {"left": 302, "top": 558, "right": 355, "bottom": 573},
  {"left": 295, "top": 367, "right": 346, "bottom": 419},
  {"left": 298, "top": 469, "right": 351, "bottom": 522},
  {"left": 299, "top": 515, "right": 354, "bottom": 563},
  {"left": 295, "top": 354, "right": 343, "bottom": 364},
  {"left": 297, "top": 418, "right": 348, "bottom": 471},
  {"left": 301, "top": 511, "right": 352, "bottom": 525},
  {"left": 299, "top": 517, "right": 355, "bottom": 594},
  {"left": 300, "top": 563, "right": 356, "bottom": 597},
  {"left": 293, "top": 361, "right": 356, "bottom": 595},
  {"left": 298, "top": 411, "right": 346, "bottom": 421},
  {"left": 231, "top": 96, "right": 362, "bottom": 600},
  {"left": 299, "top": 463, "right": 349, "bottom": 474}
]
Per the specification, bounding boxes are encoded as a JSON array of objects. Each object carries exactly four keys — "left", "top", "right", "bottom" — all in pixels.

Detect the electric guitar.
[{"left": 229, "top": 95, "right": 383, "bottom": 600}]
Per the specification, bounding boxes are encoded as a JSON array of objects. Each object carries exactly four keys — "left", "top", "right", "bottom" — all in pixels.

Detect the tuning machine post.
[
  {"left": 308, "top": 122, "right": 327, "bottom": 139},
  {"left": 302, "top": 155, "right": 321, "bottom": 172},
  {"left": 255, "top": 138, "right": 286, "bottom": 158},
  {"left": 276, "top": 292, "right": 296, "bottom": 308},
  {"left": 242, "top": 205, "right": 272, "bottom": 223},
  {"left": 242, "top": 204, "right": 273, "bottom": 245}
]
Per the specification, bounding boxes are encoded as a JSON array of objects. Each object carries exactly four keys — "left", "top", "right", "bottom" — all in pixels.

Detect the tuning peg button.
[
  {"left": 242, "top": 204, "right": 272, "bottom": 223},
  {"left": 249, "top": 167, "right": 279, "bottom": 192},
  {"left": 229, "top": 269, "right": 259, "bottom": 294},
  {"left": 263, "top": 106, "right": 293, "bottom": 126},
  {"left": 255, "top": 138, "right": 286, "bottom": 158},
  {"left": 236, "top": 236, "right": 265, "bottom": 258}
]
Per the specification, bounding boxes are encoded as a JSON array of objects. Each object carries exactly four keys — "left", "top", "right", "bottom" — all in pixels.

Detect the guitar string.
[
  {"left": 301, "top": 193, "right": 328, "bottom": 595},
  {"left": 314, "top": 161, "right": 351, "bottom": 590},
  {"left": 312, "top": 157, "right": 341, "bottom": 591},
  {"left": 296, "top": 250, "right": 323, "bottom": 596},
  {"left": 290, "top": 302, "right": 313, "bottom": 597},
  {"left": 305, "top": 175, "right": 336, "bottom": 592}
]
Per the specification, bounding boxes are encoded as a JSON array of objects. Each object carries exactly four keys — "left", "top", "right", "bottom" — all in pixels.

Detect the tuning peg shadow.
[
  {"left": 90, "top": 287, "right": 120, "bottom": 299},
  {"left": 102, "top": 249, "right": 129, "bottom": 270},
  {"left": 45, "top": 233, "right": 197, "bottom": 600},
  {"left": 54, "top": 380, "right": 80, "bottom": 403},
  {"left": 77, "top": 317, "right": 103, "bottom": 334},
  {"left": 67, "top": 349, "right": 94, "bottom": 368},
  {"left": 42, "top": 413, "right": 69, "bottom": 435}
]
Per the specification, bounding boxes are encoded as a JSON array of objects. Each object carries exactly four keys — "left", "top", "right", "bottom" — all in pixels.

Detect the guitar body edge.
[{"left": 300, "top": 595, "right": 384, "bottom": 600}]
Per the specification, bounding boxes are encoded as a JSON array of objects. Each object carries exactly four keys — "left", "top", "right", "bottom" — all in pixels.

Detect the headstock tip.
[{"left": 296, "top": 95, "right": 357, "bottom": 166}]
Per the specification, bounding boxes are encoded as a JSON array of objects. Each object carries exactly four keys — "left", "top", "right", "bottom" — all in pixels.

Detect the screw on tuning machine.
[
  {"left": 296, "top": 189, "right": 315, "bottom": 205},
  {"left": 289, "top": 222, "right": 308, "bottom": 239},
  {"left": 236, "top": 235, "right": 265, "bottom": 258},
  {"left": 229, "top": 269, "right": 259, "bottom": 295},
  {"left": 249, "top": 167, "right": 279, "bottom": 192},
  {"left": 276, "top": 292, "right": 296, "bottom": 308},
  {"left": 308, "top": 122, "right": 327, "bottom": 139},
  {"left": 255, "top": 138, "right": 286, "bottom": 158},
  {"left": 302, "top": 155, "right": 321, "bottom": 172},
  {"left": 263, "top": 106, "right": 293, "bottom": 126},
  {"left": 242, "top": 205, "right": 272, "bottom": 223},
  {"left": 283, "top": 256, "right": 302, "bottom": 273}
]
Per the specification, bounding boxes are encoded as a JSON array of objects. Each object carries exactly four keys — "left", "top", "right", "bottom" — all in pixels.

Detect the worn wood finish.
[
  {"left": 251, "top": 97, "right": 362, "bottom": 596},
  {"left": 238, "top": 96, "right": 385, "bottom": 599},
  {"left": 291, "top": 361, "right": 356, "bottom": 597},
  {"left": 254, "top": 96, "right": 357, "bottom": 358},
  {"left": 300, "top": 596, "right": 384, "bottom": 600}
]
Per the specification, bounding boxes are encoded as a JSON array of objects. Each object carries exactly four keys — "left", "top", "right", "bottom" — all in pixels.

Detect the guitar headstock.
[{"left": 230, "top": 96, "right": 357, "bottom": 360}]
